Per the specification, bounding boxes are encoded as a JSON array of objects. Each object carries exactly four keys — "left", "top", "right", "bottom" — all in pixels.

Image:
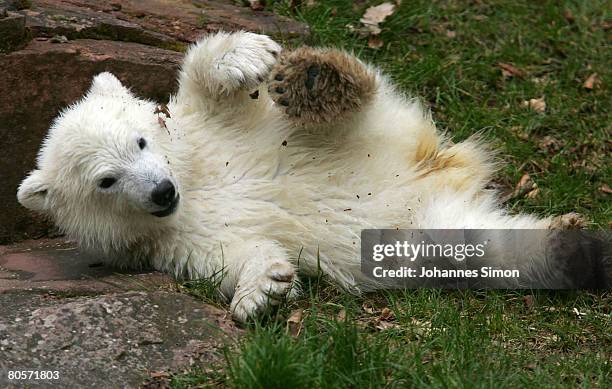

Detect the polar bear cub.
[{"left": 18, "top": 32, "right": 590, "bottom": 321}]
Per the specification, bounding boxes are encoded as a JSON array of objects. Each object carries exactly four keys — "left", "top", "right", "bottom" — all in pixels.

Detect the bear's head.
[{"left": 17, "top": 72, "right": 180, "bottom": 251}]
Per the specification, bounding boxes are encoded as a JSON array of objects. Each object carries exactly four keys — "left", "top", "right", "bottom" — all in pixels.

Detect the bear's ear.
[
  {"left": 88, "top": 72, "right": 132, "bottom": 98},
  {"left": 17, "top": 170, "right": 49, "bottom": 213}
]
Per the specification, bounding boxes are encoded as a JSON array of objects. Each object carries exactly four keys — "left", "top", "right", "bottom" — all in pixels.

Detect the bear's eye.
[
  {"left": 137, "top": 137, "right": 147, "bottom": 150},
  {"left": 98, "top": 177, "right": 117, "bottom": 189}
]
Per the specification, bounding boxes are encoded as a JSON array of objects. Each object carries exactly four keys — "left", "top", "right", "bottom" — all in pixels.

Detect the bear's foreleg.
[
  {"left": 218, "top": 239, "right": 298, "bottom": 322},
  {"left": 177, "top": 31, "right": 281, "bottom": 117},
  {"left": 268, "top": 47, "right": 377, "bottom": 125}
]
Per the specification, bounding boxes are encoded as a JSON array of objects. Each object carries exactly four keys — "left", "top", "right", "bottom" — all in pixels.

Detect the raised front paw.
[
  {"left": 214, "top": 32, "right": 281, "bottom": 93},
  {"left": 186, "top": 32, "right": 281, "bottom": 96},
  {"left": 230, "top": 260, "right": 297, "bottom": 323},
  {"left": 268, "top": 47, "right": 376, "bottom": 124}
]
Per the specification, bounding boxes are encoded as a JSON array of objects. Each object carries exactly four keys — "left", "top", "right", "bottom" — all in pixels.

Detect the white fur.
[{"left": 18, "top": 32, "right": 561, "bottom": 322}]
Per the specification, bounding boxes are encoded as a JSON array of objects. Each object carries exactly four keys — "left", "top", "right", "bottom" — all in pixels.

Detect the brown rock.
[
  {"left": 192, "top": 0, "right": 310, "bottom": 38},
  {"left": 0, "top": 238, "right": 175, "bottom": 293},
  {"left": 4, "top": 0, "right": 309, "bottom": 52},
  {"left": 0, "top": 39, "right": 182, "bottom": 243},
  {"left": 48, "top": 0, "right": 310, "bottom": 42},
  {"left": 23, "top": 0, "right": 181, "bottom": 50},
  {"left": 0, "top": 291, "right": 240, "bottom": 388},
  {"left": 4, "top": 0, "right": 33, "bottom": 11},
  {"left": 0, "top": 237, "right": 240, "bottom": 387},
  {"left": 0, "top": 11, "right": 27, "bottom": 53}
]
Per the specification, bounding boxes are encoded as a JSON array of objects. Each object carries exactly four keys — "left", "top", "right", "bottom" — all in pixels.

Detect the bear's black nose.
[{"left": 151, "top": 179, "right": 176, "bottom": 207}]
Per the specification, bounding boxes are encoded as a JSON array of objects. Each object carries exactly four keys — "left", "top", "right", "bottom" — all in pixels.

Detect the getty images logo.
[{"left": 372, "top": 240, "right": 488, "bottom": 262}]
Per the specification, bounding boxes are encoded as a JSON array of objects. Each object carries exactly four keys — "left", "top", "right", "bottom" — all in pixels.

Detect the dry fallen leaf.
[
  {"left": 368, "top": 35, "right": 384, "bottom": 49},
  {"left": 445, "top": 30, "right": 456, "bottom": 38},
  {"left": 538, "top": 136, "right": 564, "bottom": 154},
  {"left": 542, "top": 334, "right": 559, "bottom": 342},
  {"left": 497, "top": 62, "right": 525, "bottom": 78},
  {"left": 360, "top": 2, "right": 396, "bottom": 35},
  {"left": 563, "top": 9, "right": 575, "bottom": 23},
  {"left": 362, "top": 303, "right": 374, "bottom": 314},
  {"left": 583, "top": 73, "right": 600, "bottom": 90},
  {"left": 512, "top": 173, "right": 537, "bottom": 199},
  {"left": 524, "top": 362, "right": 537, "bottom": 370},
  {"left": 337, "top": 309, "right": 347, "bottom": 322},
  {"left": 380, "top": 307, "right": 395, "bottom": 321},
  {"left": 149, "top": 371, "right": 170, "bottom": 379},
  {"left": 599, "top": 184, "right": 612, "bottom": 194},
  {"left": 526, "top": 187, "right": 540, "bottom": 199},
  {"left": 375, "top": 320, "right": 400, "bottom": 331},
  {"left": 523, "top": 294, "right": 535, "bottom": 309},
  {"left": 286, "top": 309, "right": 303, "bottom": 337},
  {"left": 522, "top": 97, "right": 546, "bottom": 113}
]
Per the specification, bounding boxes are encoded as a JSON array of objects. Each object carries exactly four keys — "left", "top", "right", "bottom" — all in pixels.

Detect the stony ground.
[
  {"left": 0, "top": 1, "right": 309, "bottom": 387},
  {"left": 0, "top": 239, "right": 242, "bottom": 388}
]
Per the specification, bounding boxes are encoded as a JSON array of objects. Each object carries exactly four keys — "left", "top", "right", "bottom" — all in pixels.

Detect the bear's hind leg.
[{"left": 268, "top": 48, "right": 377, "bottom": 125}]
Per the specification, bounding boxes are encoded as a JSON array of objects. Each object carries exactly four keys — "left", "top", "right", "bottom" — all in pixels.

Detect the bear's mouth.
[{"left": 151, "top": 195, "right": 180, "bottom": 218}]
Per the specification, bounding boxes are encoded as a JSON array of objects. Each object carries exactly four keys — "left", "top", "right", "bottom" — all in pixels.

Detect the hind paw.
[{"left": 268, "top": 47, "right": 376, "bottom": 124}]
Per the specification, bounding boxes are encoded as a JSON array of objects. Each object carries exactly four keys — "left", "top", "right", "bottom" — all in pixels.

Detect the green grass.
[
  {"left": 175, "top": 279, "right": 610, "bottom": 388},
  {"left": 170, "top": 1, "right": 611, "bottom": 387}
]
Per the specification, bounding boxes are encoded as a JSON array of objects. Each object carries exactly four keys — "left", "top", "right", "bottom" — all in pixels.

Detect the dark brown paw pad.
[{"left": 268, "top": 47, "right": 376, "bottom": 124}]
